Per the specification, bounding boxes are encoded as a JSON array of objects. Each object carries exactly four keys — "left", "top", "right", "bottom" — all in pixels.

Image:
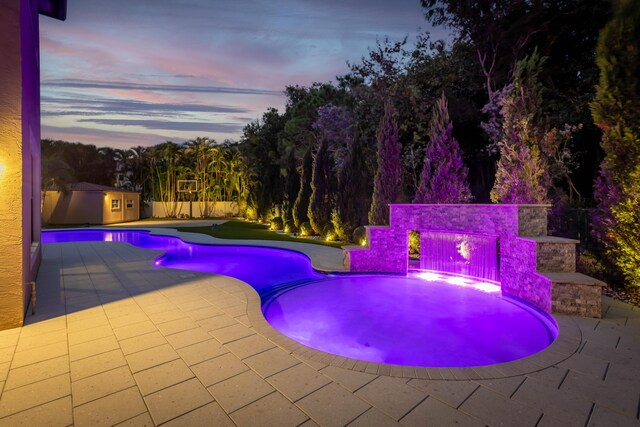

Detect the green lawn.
[{"left": 175, "top": 219, "right": 345, "bottom": 248}]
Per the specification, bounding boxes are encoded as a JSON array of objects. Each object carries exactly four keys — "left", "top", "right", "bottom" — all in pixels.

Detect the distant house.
[{"left": 42, "top": 182, "right": 140, "bottom": 225}]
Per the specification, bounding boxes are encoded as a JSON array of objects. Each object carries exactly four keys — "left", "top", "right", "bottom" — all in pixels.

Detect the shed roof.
[{"left": 47, "top": 182, "right": 140, "bottom": 194}]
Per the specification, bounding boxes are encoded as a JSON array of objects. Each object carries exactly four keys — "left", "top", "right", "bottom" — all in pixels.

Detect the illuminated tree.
[
  {"left": 369, "top": 100, "right": 403, "bottom": 225},
  {"left": 591, "top": 0, "right": 640, "bottom": 287},
  {"left": 414, "top": 92, "right": 472, "bottom": 204}
]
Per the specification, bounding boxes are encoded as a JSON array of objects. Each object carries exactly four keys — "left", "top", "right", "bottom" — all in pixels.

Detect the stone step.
[
  {"left": 541, "top": 272, "right": 607, "bottom": 318},
  {"left": 528, "top": 236, "right": 579, "bottom": 273}
]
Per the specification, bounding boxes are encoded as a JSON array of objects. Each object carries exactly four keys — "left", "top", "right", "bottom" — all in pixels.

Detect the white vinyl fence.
[{"left": 145, "top": 201, "right": 238, "bottom": 218}]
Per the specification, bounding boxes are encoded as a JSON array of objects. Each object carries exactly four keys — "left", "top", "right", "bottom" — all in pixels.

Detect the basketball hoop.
[{"left": 177, "top": 180, "right": 198, "bottom": 193}]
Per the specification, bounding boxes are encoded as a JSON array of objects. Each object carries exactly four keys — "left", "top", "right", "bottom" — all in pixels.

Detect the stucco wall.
[
  {"left": 103, "top": 191, "right": 139, "bottom": 224},
  {"left": 0, "top": 0, "right": 42, "bottom": 329},
  {"left": 345, "top": 204, "right": 553, "bottom": 313}
]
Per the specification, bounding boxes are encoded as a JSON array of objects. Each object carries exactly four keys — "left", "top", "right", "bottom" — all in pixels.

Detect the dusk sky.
[{"left": 40, "top": 0, "right": 443, "bottom": 149}]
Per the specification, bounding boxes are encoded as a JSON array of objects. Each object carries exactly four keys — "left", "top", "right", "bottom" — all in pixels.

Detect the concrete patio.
[{"left": 0, "top": 229, "right": 639, "bottom": 426}]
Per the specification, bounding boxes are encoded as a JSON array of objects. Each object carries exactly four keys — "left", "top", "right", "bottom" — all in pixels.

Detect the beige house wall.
[
  {"left": 43, "top": 190, "right": 140, "bottom": 225},
  {"left": 148, "top": 201, "right": 238, "bottom": 218},
  {"left": 43, "top": 191, "right": 103, "bottom": 224},
  {"left": 103, "top": 191, "right": 140, "bottom": 224}
]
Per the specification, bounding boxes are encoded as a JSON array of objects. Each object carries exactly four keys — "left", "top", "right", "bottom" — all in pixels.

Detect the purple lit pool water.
[{"left": 43, "top": 229, "right": 557, "bottom": 367}]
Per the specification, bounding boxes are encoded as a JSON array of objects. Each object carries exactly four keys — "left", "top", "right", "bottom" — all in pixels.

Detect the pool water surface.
[{"left": 43, "top": 229, "right": 557, "bottom": 367}]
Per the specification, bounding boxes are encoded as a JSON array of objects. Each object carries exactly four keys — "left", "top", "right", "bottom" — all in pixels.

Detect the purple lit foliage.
[
  {"left": 414, "top": 92, "right": 472, "bottom": 204},
  {"left": 369, "top": 101, "right": 403, "bottom": 225},
  {"left": 487, "top": 51, "right": 550, "bottom": 204}
]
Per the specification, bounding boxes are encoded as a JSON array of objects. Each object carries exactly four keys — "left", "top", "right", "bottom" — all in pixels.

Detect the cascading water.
[{"left": 419, "top": 231, "right": 499, "bottom": 282}]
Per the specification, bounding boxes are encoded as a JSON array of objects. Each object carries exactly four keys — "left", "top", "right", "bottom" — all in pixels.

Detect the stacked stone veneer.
[{"left": 343, "top": 204, "right": 605, "bottom": 317}]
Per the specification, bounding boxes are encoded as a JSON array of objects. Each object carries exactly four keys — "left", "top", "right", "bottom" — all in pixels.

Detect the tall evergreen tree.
[
  {"left": 282, "top": 148, "right": 300, "bottom": 225},
  {"left": 333, "top": 137, "right": 371, "bottom": 240},
  {"left": 591, "top": 0, "right": 640, "bottom": 287},
  {"left": 293, "top": 147, "right": 313, "bottom": 228},
  {"left": 369, "top": 101, "right": 403, "bottom": 225},
  {"left": 414, "top": 92, "right": 472, "bottom": 204}
]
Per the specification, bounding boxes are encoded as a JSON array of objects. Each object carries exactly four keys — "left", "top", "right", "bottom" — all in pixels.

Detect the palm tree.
[{"left": 184, "top": 137, "right": 216, "bottom": 217}]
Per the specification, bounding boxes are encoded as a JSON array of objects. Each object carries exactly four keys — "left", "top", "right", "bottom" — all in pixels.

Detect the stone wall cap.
[
  {"left": 541, "top": 272, "right": 607, "bottom": 287},
  {"left": 524, "top": 236, "right": 580, "bottom": 244},
  {"left": 389, "top": 203, "right": 552, "bottom": 207}
]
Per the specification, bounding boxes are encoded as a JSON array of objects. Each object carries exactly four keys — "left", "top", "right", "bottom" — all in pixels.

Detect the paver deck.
[{"left": 1, "top": 227, "right": 639, "bottom": 426}]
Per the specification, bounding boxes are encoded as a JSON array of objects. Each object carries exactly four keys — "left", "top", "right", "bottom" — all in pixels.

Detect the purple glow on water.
[
  {"left": 421, "top": 231, "right": 499, "bottom": 282},
  {"left": 43, "top": 230, "right": 557, "bottom": 367},
  {"left": 264, "top": 275, "right": 556, "bottom": 367}
]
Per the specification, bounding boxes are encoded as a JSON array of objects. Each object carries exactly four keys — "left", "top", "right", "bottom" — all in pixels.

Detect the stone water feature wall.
[{"left": 343, "top": 204, "right": 605, "bottom": 317}]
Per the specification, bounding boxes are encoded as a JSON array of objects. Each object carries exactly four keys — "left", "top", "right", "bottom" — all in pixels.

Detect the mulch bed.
[{"left": 603, "top": 286, "right": 640, "bottom": 308}]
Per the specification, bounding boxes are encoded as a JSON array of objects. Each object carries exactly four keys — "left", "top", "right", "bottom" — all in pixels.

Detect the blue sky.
[{"left": 40, "top": 0, "right": 443, "bottom": 149}]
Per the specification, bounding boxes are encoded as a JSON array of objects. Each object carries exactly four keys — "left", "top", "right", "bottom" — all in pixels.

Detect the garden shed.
[{"left": 42, "top": 182, "right": 140, "bottom": 225}]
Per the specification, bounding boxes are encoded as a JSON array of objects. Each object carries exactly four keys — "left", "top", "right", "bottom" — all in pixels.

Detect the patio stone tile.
[
  {"left": 0, "top": 396, "right": 72, "bottom": 427},
  {"left": 69, "top": 335, "right": 120, "bottom": 362},
  {"left": 400, "top": 396, "right": 483, "bottom": 427},
  {"left": 0, "top": 349, "right": 13, "bottom": 366},
  {"left": 525, "top": 366, "right": 569, "bottom": 389},
  {"left": 198, "top": 314, "right": 237, "bottom": 331},
  {"left": 581, "top": 341, "right": 635, "bottom": 366},
  {"left": 118, "top": 331, "right": 167, "bottom": 355},
  {"left": 355, "top": 376, "right": 426, "bottom": 420},
  {"left": 9, "top": 340, "right": 67, "bottom": 370},
  {"left": 74, "top": 386, "right": 146, "bottom": 426},
  {"left": 157, "top": 317, "right": 199, "bottom": 336},
  {"left": 192, "top": 352, "right": 249, "bottom": 386},
  {"left": 165, "top": 327, "right": 212, "bottom": 349},
  {"left": 108, "top": 312, "right": 150, "bottom": 329},
  {"left": 15, "top": 329, "right": 66, "bottom": 351},
  {"left": 144, "top": 378, "right": 214, "bottom": 425},
  {"left": 114, "top": 412, "right": 154, "bottom": 426},
  {"left": 512, "top": 377, "right": 592, "bottom": 427},
  {"left": 4, "top": 355, "right": 69, "bottom": 390},
  {"left": 125, "top": 343, "right": 179, "bottom": 373},
  {"left": 147, "top": 309, "right": 189, "bottom": 325},
  {"left": 0, "top": 336, "right": 18, "bottom": 352},
  {"left": 0, "top": 374, "right": 71, "bottom": 417},
  {"left": 297, "top": 383, "right": 370, "bottom": 426},
  {"left": 319, "top": 365, "right": 377, "bottom": 392},
  {"left": 176, "top": 339, "right": 228, "bottom": 366},
  {"left": 557, "top": 352, "right": 609, "bottom": 379},
  {"left": 71, "top": 349, "right": 127, "bottom": 382},
  {"left": 67, "top": 324, "right": 114, "bottom": 346},
  {"left": 473, "top": 376, "right": 525, "bottom": 398},
  {"left": 560, "top": 370, "right": 637, "bottom": 418},
  {"left": 222, "top": 303, "right": 247, "bottom": 318},
  {"left": 184, "top": 306, "right": 223, "bottom": 321},
  {"left": 458, "top": 386, "right": 541, "bottom": 427},
  {"left": 177, "top": 298, "right": 212, "bottom": 312},
  {"left": 71, "top": 365, "right": 136, "bottom": 406},
  {"left": 235, "top": 314, "right": 251, "bottom": 327},
  {"left": 588, "top": 404, "right": 640, "bottom": 427},
  {"left": 161, "top": 402, "right": 234, "bottom": 427},
  {"left": 133, "top": 359, "right": 194, "bottom": 395},
  {"left": 141, "top": 301, "right": 175, "bottom": 315},
  {"left": 407, "top": 379, "right": 479, "bottom": 408},
  {"left": 113, "top": 320, "right": 158, "bottom": 341},
  {"left": 19, "top": 317, "right": 67, "bottom": 336},
  {"left": 225, "top": 334, "right": 275, "bottom": 360},
  {"left": 245, "top": 347, "right": 300, "bottom": 378},
  {"left": 0, "top": 363, "right": 9, "bottom": 383},
  {"left": 266, "top": 362, "right": 331, "bottom": 402},
  {"left": 349, "top": 407, "right": 402, "bottom": 427},
  {"left": 208, "top": 370, "right": 275, "bottom": 413},
  {"left": 230, "top": 391, "right": 309, "bottom": 427},
  {"left": 209, "top": 323, "right": 255, "bottom": 344},
  {"left": 297, "top": 418, "right": 320, "bottom": 427}
]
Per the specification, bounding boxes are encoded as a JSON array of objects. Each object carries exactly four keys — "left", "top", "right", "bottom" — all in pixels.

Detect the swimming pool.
[{"left": 42, "top": 229, "right": 557, "bottom": 367}]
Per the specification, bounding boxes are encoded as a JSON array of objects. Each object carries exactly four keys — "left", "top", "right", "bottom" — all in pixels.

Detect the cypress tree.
[
  {"left": 308, "top": 134, "right": 336, "bottom": 235},
  {"left": 282, "top": 148, "right": 300, "bottom": 225},
  {"left": 591, "top": 0, "right": 640, "bottom": 287},
  {"left": 369, "top": 100, "right": 403, "bottom": 225},
  {"left": 414, "top": 92, "right": 472, "bottom": 204},
  {"left": 293, "top": 146, "right": 313, "bottom": 228}
]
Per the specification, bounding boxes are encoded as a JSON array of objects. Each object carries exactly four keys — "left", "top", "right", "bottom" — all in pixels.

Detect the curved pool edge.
[
  {"left": 43, "top": 227, "right": 582, "bottom": 379},
  {"left": 243, "top": 278, "right": 582, "bottom": 379},
  {"left": 86, "top": 225, "right": 347, "bottom": 273}
]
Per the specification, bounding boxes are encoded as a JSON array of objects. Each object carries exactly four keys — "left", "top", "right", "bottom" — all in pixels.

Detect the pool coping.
[{"left": 44, "top": 226, "right": 584, "bottom": 380}]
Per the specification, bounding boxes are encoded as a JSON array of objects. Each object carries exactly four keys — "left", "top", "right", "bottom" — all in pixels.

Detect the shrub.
[
  {"left": 283, "top": 220, "right": 297, "bottom": 234},
  {"left": 409, "top": 230, "right": 420, "bottom": 259},
  {"left": 322, "top": 224, "right": 336, "bottom": 241},
  {"left": 245, "top": 205, "right": 258, "bottom": 221},
  {"left": 352, "top": 226, "right": 367, "bottom": 246},
  {"left": 299, "top": 222, "right": 313, "bottom": 236},
  {"left": 269, "top": 216, "right": 283, "bottom": 231}
]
